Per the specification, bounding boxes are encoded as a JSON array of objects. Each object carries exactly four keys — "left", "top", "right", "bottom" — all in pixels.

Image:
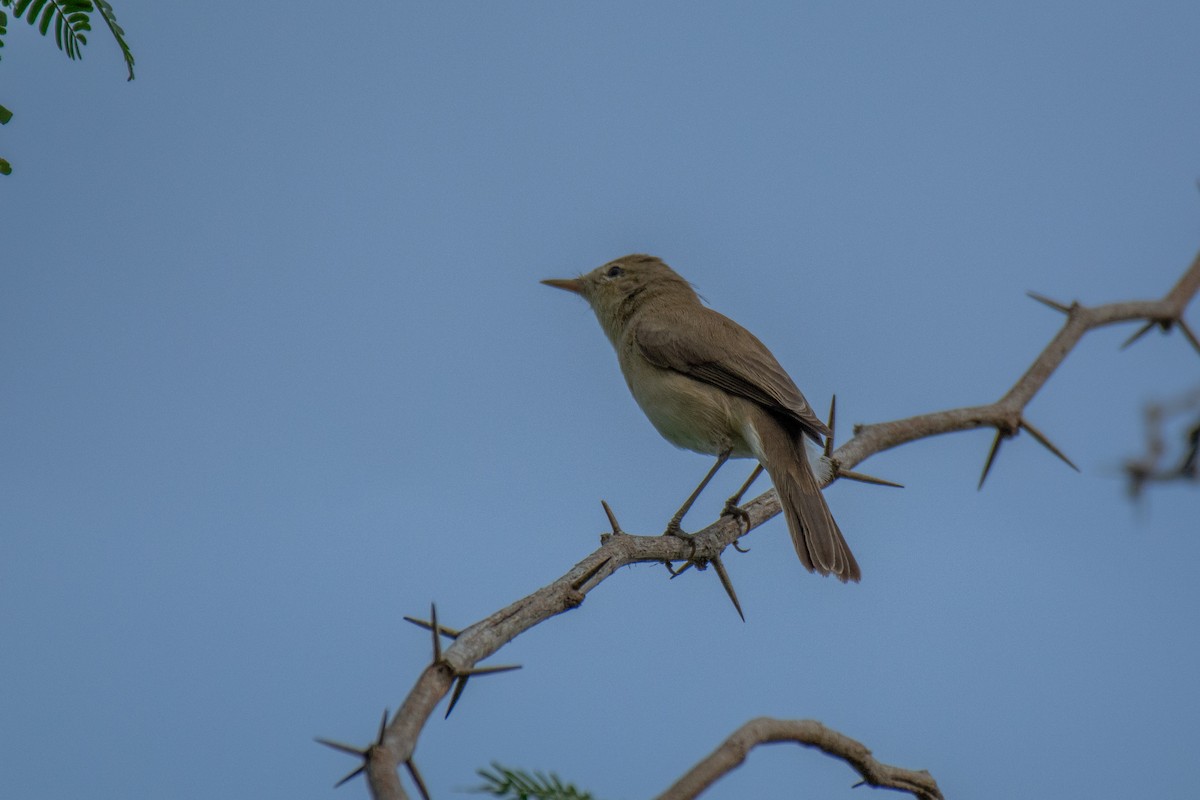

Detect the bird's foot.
[
  {"left": 662, "top": 519, "right": 689, "bottom": 539},
  {"left": 720, "top": 499, "right": 752, "bottom": 533},
  {"left": 661, "top": 521, "right": 702, "bottom": 576}
]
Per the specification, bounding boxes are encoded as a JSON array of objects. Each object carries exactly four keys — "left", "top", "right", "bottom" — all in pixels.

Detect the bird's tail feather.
[{"left": 757, "top": 416, "right": 861, "bottom": 582}]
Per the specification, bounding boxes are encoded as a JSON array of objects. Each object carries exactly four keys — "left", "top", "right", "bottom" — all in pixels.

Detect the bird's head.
[{"left": 542, "top": 254, "right": 696, "bottom": 341}]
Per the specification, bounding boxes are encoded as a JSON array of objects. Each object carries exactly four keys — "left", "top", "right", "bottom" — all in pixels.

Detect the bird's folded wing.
[{"left": 632, "top": 307, "right": 831, "bottom": 441}]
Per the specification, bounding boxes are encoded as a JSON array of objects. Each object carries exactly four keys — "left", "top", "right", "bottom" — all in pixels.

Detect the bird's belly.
[{"left": 624, "top": 367, "right": 757, "bottom": 459}]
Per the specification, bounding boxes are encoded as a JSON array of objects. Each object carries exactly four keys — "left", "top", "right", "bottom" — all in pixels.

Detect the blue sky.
[{"left": 3, "top": 2, "right": 1199, "bottom": 798}]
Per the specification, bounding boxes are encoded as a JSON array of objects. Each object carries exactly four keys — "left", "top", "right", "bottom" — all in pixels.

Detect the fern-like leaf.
[
  {"left": 0, "top": 0, "right": 91, "bottom": 62},
  {"left": 92, "top": 0, "right": 131, "bottom": 79},
  {"left": 0, "top": 1, "right": 127, "bottom": 77},
  {"left": 474, "top": 763, "right": 597, "bottom": 800}
]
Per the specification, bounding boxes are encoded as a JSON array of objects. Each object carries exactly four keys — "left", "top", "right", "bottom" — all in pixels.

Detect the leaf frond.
[
  {"left": 474, "top": 762, "right": 597, "bottom": 800},
  {"left": 4, "top": 0, "right": 92, "bottom": 61},
  {"left": 92, "top": 0, "right": 132, "bottom": 79}
]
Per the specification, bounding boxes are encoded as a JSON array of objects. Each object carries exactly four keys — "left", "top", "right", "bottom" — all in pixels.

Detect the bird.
[{"left": 542, "top": 254, "right": 859, "bottom": 582}]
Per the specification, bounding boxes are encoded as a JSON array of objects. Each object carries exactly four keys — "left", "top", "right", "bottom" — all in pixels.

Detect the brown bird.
[{"left": 543, "top": 254, "right": 859, "bottom": 582}]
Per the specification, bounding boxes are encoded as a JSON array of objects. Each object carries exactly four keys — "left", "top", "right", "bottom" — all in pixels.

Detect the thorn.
[
  {"left": 314, "top": 737, "right": 367, "bottom": 758},
  {"left": 430, "top": 603, "right": 442, "bottom": 663},
  {"left": 978, "top": 430, "right": 1005, "bottom": 490},
  {"left": 459, "top": 663, "right": 523, "bottom": 677},
  {"left": 445, "top": 675, "right": 468, "bottom": 719},
  {"left": 1177, "top": 318, "right": 1200, "bottom": 356},
  {"left": 376, "top": 707, "right": 389, "bottom": 744},
  {"left": 600, "top": 500, "right": 623, "bottom": 534},
  {"left": 851, "top": 779, "right": 867, "bottom": 789},
  {"left": 732, "top": 539, "right": 750, "bottom": 553},
  {"left": 837, "top": 469, "right": 904, "bottom": 488},
  {"left": 1026, "top": 290, "right": 1072, "bottom": 314},
  {"left": 405, "top": 758, "right": 432, "bottom": 800},
  {"left": 403, "top": 616, "right": 461, "bottom": 640},
  {"left": 1019, "top": 419, "right": 1080, "bottom": 473},
  {"left": 825, "top": 395, "right": 837, "bottom": 458},
  {"left": 333, "top": 764, "right": 366, "bottom": 788},
  {"left": 571, "top": 557, "right": 611, "bottom": 591},
  {"left": 446, "top": 664, "right": 522, "bottom": 718},
  {"left": 316, "top": 708, "right": 389, "bottom": 789},
  {"left": 710, "top": 553, "right": 745, "bottom": 622},
  {"left": 1121, "top": 320, "right": 1156, "bottom": 350}
]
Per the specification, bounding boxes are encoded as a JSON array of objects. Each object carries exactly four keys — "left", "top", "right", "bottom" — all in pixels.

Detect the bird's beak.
[{"left": 540, "top": 277, "right": 585, "bottom": 295}]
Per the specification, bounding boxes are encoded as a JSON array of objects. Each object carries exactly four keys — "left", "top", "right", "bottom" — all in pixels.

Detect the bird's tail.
[{"left": 755, "top": 414, "right": 861, "bottom": 582}]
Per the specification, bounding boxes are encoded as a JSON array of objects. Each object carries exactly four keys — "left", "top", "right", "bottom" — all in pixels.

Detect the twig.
[
  {"left": 1123, "top": 386, "right": 1200, "bottom": 499},
  {"left": 655, "top": 717, "right": 942, "bottom": 800}
]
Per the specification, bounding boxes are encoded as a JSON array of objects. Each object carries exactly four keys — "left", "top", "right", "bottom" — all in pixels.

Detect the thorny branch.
[
  {"left": 1122, "top": 386, "right": 1200, "bottom": 499},
  {"left": 326, "top": 249, "right": 1200, "bottom": 800},
  {"left": 655, "top": 717, "right": 942, "bottom": 800}
]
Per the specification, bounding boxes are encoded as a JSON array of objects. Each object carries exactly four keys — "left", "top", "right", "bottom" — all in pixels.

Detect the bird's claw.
[
  {"left": 720, "top": 500, "right": 752, "bottom": 533},
  {"left": 661, "top": 523, "right": 703, "bottom": 576}
]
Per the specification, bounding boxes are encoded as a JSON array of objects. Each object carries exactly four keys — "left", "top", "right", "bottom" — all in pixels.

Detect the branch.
[
  {"left": 835, "top": 248, "right": 1200, "bottom": 483},
  {"left": 655, "top": 717, "right": 942, "bottom": 800},
  {"left": 330, "top": 247, "right": 1200, "bottom": 799},
  {"left": 1122, "top": 386, "right": 1200, "bottom": 499}
]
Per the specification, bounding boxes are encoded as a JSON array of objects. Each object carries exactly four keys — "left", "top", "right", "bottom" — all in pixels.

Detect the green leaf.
[
  {"left": 92, "top": 0, "right": 131, "bottom": 79},
  {"left": 474, "top": 763, "right": 597, "bottom": 800},
  {"left": 24, "top": 0, "right": 45, "bottom": 25},
  {"left": 0, "top": 156, "right": 12, "bottom": 175},
  {"left": 0, "top": 103, "right": 12, "bottom": 124}
]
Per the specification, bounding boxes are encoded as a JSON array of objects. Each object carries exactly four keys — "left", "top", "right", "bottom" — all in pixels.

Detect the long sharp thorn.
[
  {"left": 600, "top": 500, "right": 623, "bottom": 534},
  {"left": 978, "top": 430, "right": 1005, "bottom": 490},
  {"left": 462, "top": 663, "right": 522, "bottom": 676},
  {"left": 1121, "top": 320, "right": 1156, "bottom": 350},
  {"left": 1177, "top": 318, "right": 1200, "bottom": 356},
  {"left": 403, "top": 616, "right": 462, "bottom": 639},
  {"left": 838, "top": 469, "right": 904, "bottom": 488},
  {"left": 376, "top": 708, "right": 389, "bottom": 745},
  {"left": 710, "top": 554, "right": 745, "bottom": 622},
  {"left": 314, "top": 738, "right": 366, "bottom": 757},
  {"left": 1020, "top": 419, "right": 1080, "bottom": 473},
  {"left": 1026, "top": 290, "right": 1072, "bottom": 314},
  {"left": 825, "top": 395, "right": 837, "bottom": 457},
  {"left": 430, "top": 603, "right": 441, "bottom": 663},
  {"left": 445, "top": 675, "right": 468, "bottom": 719},
  {"left": 406, "top": 759, "right": 432, "bottom": 800},
  {"left": 333, "top": 764, "right": 366, "bottom": 788}
]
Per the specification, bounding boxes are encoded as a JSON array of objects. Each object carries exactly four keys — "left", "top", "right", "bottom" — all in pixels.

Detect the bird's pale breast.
[{"left": 617, "top": 339, "right": 759, "bottom": 459}]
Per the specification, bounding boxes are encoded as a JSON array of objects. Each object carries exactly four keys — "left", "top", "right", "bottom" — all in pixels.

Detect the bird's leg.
[
  {"left": 664, "top": 450, "right": 731, "bottom": 538},
  {"left": 721, "top": 463, "right": 763, "bottom": 534}
]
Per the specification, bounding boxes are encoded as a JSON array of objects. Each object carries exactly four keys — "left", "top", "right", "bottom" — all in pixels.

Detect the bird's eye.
[{"left": 606, "top": 265, "right": 624, "bottom": 278}]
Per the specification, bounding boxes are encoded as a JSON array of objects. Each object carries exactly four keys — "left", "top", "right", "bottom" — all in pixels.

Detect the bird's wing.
[{"left": 631, "top": 306, "right": 831, "bottom": 441}]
